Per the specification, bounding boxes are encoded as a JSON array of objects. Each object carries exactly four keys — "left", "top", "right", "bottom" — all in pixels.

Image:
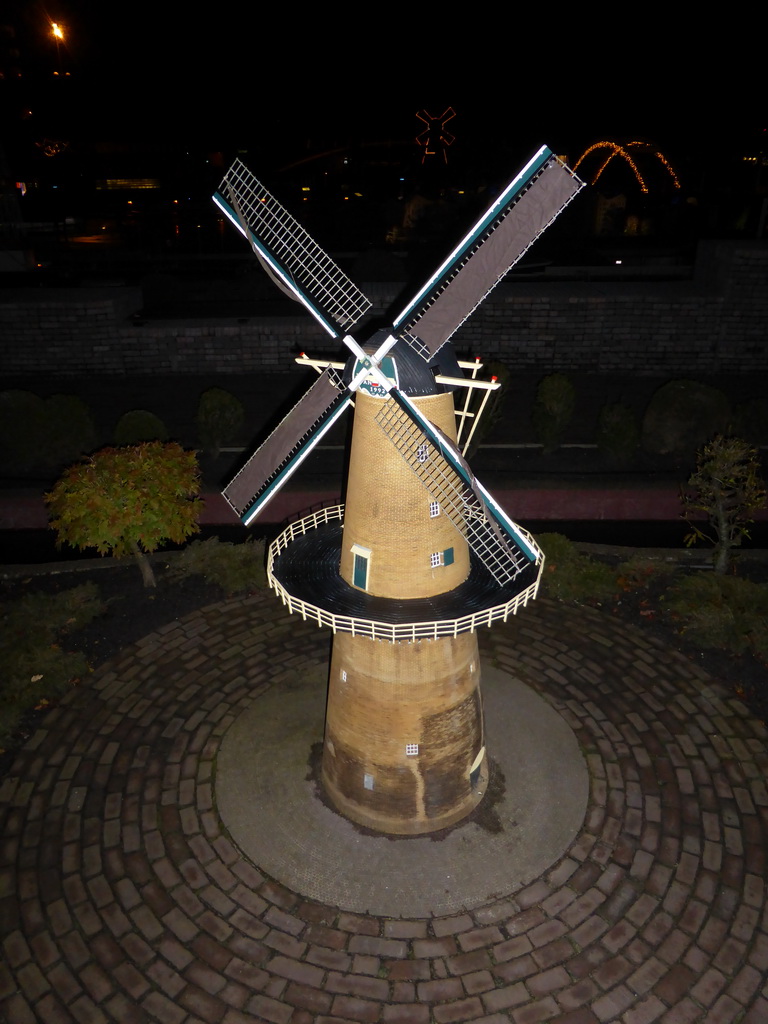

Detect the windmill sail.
[
  {"left": 393, "top": 147, "right": 584, "bottom": 360},
  {"left": 223, "top": 368, "right": 351, "bottom": 525},
  {"left": 213, "top": 159, "right": 372, "bottom": 338},
  {"left": 374, "top": 392, "right": 535, "bottom": 585}
]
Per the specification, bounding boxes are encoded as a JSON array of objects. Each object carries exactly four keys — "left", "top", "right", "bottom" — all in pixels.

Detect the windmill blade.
[
  {"left": 393, "top": 146, "right": 584, "bottom": 361},
  {"left": 213, "top": 158, "right": 372, "bottom": 339},
  {"left": 374, "top": 391, "right": 538, "bottom": 585},
  {"left": 223, "top": 367, "right": 351, "bottom": 526}
]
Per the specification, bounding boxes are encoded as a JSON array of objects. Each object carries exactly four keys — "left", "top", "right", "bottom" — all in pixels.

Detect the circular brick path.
[{"left": 1, "top": 590, "right": 767, "bottom": 1024}]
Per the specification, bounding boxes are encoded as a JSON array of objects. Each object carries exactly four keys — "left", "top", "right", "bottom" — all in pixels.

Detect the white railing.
[
  {"left": 514, "top": 521, "right": 543, "bottom": 563},
  {"left": 268, "top": 503, "right": 345, "bottom": 562},
  {"left": 267, "top": 505, "right": 544, "bottom": 642}
]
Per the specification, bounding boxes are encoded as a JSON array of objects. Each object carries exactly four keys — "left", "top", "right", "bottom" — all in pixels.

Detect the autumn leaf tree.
[
  {"left": 45, "top": 442, "right": 202, "bottom": 587},
  {"left": 681, "top": 435, "right": 766, "bottom": 575}
]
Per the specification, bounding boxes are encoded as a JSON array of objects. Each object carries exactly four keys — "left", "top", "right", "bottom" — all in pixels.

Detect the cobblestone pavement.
[{"left": 1, "top": 591, "right": 767, "bottom": 1024}]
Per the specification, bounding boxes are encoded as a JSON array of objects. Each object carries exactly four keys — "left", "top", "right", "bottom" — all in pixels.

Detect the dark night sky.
[{"left": 5, "top": 1, "right": 766, "bottom": 179}]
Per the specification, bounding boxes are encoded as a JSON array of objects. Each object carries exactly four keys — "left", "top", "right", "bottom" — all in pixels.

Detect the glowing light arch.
[{"left": 573, "top": 140, "right": 680, "bottom": 194}]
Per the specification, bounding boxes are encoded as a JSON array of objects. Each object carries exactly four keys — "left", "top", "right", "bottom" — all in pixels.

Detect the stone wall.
[{"left": 1, "top": 241, "right": 765, "bottom": 377}]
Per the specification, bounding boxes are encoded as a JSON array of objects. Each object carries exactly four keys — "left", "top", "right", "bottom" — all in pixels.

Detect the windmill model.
[{"left": 213, "top": 147, "right": 584, "bottom": 835}]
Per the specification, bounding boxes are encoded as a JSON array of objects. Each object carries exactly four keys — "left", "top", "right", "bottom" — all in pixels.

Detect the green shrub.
[
  {"left": 42, "top": 395, "right": 98, "bottom": 469},
  {"left": 114, "top": 410, "right": 169, "bottom": 445},
  {"left": 196, "top": 388, "right": 244, "bottom": 459},
  {"left": 596, "top": 402, "right": 640, "bottom": 464},
  {"left": 0, "top": 390, "right": 45, "bottom": 471},
  {"left": 665, "top": 573, "right": 768, "bottom": 660},
  {"left": 0, "top": 583, "right": 103, "bottom": 748},
  {"left": 532, "top": 374, "right": 575, "bottom": 453},
  {"left": 537, "top": 532, "right": 616, "bottom": 603},
  {"left": 169, "top": 536, "right": 266, "bottom": 594},
  {"left": 45, "top": 442, "right": 201, "bottom": 587},
  {"left": 641, "top": 380, "right": 730, "bottom": 458},
  {"left": 0, "top": 391, "right": 96, "bottom": 473},
  {"left": 615, "top": 553, "right": 676, "bottom": 590},
  {"left": 10, "top": 582, "right": 106, "bottom": 635},
  {"left": 732, "top": 398, "right": 768, "bottom": 445}
]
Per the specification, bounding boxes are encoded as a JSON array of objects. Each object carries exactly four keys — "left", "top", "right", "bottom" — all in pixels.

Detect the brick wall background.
[{"left": 1, "top": 241, "right": 765, "bottom": 377}]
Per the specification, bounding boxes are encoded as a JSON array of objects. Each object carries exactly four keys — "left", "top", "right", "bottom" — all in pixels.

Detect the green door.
[{"left": 353, "top": 552, "right": 369, "bottom": 589}]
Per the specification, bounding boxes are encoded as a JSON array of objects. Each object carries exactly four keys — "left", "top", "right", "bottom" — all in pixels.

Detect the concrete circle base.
[{"left": 216, "top": 664, "right": 588, "bottom": 918}]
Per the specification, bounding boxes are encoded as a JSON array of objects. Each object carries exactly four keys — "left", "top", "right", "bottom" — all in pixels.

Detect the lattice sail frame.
[
  {"left": 375, "top": 395, "right": 536, "bottom": 585},
  {"left": 213, "top": 158, "right": 372, "bottom": 338}
]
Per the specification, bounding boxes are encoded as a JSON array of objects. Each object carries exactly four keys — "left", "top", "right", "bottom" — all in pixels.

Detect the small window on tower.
[
  {"left": 430, "top": 551, "right": 442, "bottom": 568},
  {"left": 406, "top": 744, "right": 419, "bottom": 756},
  {"left": 416, "top": 442, "right": 429, "bottom": 463},
  {"left": 341, "top": 669, "right": 347, "bottom": 681},
  {"left": 429, "top": 501, "right": 440, "bottom": 518}
]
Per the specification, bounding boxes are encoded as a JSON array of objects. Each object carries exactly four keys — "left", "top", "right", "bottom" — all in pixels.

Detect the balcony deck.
[{"left": 267, "top": 505, "right": 543, "bottom": 642}]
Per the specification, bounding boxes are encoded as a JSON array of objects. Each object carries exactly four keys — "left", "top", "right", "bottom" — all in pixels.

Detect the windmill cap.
[{"left": 344, "top": 333, "right": 464, "bottom": 398}]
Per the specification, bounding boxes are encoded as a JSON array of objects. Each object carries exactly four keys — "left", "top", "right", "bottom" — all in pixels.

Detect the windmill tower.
[{"left": 214, "top": 147, "right": 584, "bottom": 834}]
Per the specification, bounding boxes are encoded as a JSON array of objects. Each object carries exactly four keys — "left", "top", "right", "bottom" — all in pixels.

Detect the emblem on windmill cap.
[{"left": 344, "top": 330, "right": 453, "bottom": 399}]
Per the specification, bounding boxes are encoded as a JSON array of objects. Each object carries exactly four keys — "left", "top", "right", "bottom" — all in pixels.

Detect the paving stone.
[
  {"left": 268, "top": 954, "right": 324, "bottom": 989},
  {"left": 382, "top": 1004, "right": 430, "bottom": 1024},
  {"left": 457, "top": 927, "right": 504, "bottom": 953},
  {"left": 350, "top": 954, "right": 379, "bottom": 977},
  {"left": 330, "top": 993, "right": 382, "bottom": 1022},
  {"left": 461, "top": 970, "right": 495, "bottom": 995},
  {"left": 413, "top": 936, "right": 457, "bottom": 959},
  {"left": 446, "top": 950, "right": 492, "bottom": 976},
  {"left": 325, "top": 972, "right": 389, "bottom": 1001},
  {"left": 432, "top": 995, "right": 484, "bottom": 1022}
]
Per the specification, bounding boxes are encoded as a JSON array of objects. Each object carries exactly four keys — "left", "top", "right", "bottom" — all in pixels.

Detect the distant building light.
[{"left": 97, "top": 179, "right": 161, "bottom": 190}]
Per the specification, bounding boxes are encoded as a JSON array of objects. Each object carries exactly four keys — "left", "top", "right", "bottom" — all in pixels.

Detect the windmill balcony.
[{"left": 267, "top": 504, "right": 543, "bottom": 643}]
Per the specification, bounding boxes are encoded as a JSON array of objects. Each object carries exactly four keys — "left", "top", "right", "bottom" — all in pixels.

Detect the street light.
[{"left": 51, "top": 21, "right": 64, "bottom": 74}]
